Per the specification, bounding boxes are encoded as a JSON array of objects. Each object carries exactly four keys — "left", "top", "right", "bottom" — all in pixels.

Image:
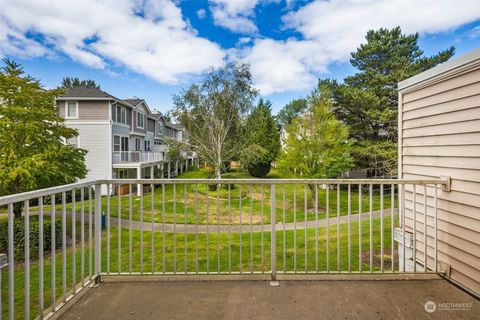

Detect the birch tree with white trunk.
[{"left": 173, "top": 63, "right": 257, "bottom": 179}]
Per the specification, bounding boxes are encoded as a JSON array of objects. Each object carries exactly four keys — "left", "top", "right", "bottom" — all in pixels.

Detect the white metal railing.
[
  {"left": 0, "top": 177, "right": 447, "bottom": 319},
  {"left": 112, "top": 151, "right": 164, "bottom": 164}
]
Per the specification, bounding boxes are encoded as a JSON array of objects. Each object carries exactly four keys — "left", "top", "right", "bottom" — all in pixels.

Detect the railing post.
[
  {"left": 94, "top": 183, "right": 102, "bottom": 282},
  {"left": 270, "top": 184, "right": 277, "bottom": 282}
]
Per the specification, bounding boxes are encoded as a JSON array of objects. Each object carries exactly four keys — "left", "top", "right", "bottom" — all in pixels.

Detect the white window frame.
[
  {"left": 135, "top": 137, "right": 141, "bottom": 151},
  {"left": 136, "top": 111, "right": 145, "bottom": 129},
  {"left": 116, "top": 105, "right": 127, "bottom": 124},
  {"left": 65, "top": 101, "right": 79, "bottom": 119}
]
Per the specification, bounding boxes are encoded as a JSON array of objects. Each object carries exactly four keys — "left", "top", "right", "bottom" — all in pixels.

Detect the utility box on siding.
[{"left": 398, "top": 48, "right": 480, "bottom": 296}]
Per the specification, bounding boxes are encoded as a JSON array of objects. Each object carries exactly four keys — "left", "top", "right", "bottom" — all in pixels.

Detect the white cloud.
[
  {"left": 0, "top": 0, "right": 225, "bottom": 84},
  {"left": 197, "top": 9, "right": 207, "bottom": 19},
  {"left": 235, "top": 0, "right": 480, "bottom": 95},
  {"left": 208, "top": 0, "right": 279, "bottom": 34}
]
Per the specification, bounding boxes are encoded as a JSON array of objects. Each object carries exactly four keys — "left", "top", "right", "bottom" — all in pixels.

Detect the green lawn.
[
  {"left": 2, "top": 215, "right": 397, "bottom": 319},
  {"left": 44, "top": 168, "right": 395, "bottom": 225}
]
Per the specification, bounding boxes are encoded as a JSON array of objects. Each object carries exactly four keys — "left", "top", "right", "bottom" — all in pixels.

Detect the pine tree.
[
  {"left": 327, "top": 27, "right": 454, "bottom": 177},
  {"left": 241, "top": 99, "right": 281, "bottom": 177}
]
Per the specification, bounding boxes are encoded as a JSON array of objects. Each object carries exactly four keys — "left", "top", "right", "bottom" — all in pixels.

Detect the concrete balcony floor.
[{"left": 55, "top": 275, "right": 478, "bottom": 320}]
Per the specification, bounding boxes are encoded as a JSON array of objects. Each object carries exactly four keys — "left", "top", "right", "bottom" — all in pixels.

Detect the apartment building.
[{"left": 56, "top": 86, "right": 197, "bottom": 193}]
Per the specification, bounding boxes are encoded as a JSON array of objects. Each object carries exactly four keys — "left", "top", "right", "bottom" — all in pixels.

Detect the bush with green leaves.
[{"left": 0, "top": 216, "right": 62, "bottom": 260}]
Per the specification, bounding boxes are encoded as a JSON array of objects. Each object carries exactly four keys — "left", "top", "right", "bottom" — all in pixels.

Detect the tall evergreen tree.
[
  {"left": 0, "top": 59, "right": 88, "bottom": 217},
  {"left": 276, "top": 98, "right": 307, "bottom": 128},
  {"left": 327, "top": 27, "right": 454, "bottom": 177},
  {"left": 241, "top": 99, "right": 281, "bottom": 177},
  {"left": 61, "top": 77, "right": 100, "bottom": 89}
]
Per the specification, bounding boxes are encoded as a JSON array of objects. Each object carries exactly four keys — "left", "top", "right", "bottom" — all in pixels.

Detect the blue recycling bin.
[{"left": 101, "top": 213, "right": 106, "bottom": 229}]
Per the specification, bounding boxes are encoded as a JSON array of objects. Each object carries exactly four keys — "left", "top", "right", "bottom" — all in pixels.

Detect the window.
[
  {"left": 66, "top": 136, "right": 79, "bottom": 147},
  {"left": 116, "top": 106, "right": 126, "bottom": 124},
  {"left": 145, "top": 140, "right": 151, "bottom": 151},
  {"left": 136, "top": 112, "right": 145, "bottom": 128},
  {"left": 66, "top": 101, "right": 78, "bottom": 119},
  {"left": 157, "top": 123, "right": 163, "bottom": 135},
  {"left": 113, "top": 135, "right": 120, "bottom": 151},
  {"left": 118, "top": 169, "right": 128, "bottom": 179},
  {"left": 135, "top": 138, "right": 141, "bottom": 151}
]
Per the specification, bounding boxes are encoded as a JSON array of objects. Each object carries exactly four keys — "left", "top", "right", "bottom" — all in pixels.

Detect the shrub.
[
  {"left": 187, "top": 164, "right": 199, "bottom": 171},
  {"left": 247, "top": 162, "right": 271, "bottom": 178},
  {"left": 0, "top": 216, "right": 62, "bottom": 260},
  {"left": 208, "top": 184, "right": 218, "bottom": 192}
]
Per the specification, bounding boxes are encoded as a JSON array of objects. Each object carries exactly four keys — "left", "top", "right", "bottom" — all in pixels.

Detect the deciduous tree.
[
  {"left": 0, "top": 59, "right": 88, "bottom": 218},
  {"left": 173, "top": 63, "right": 257, "bottom": 179}
]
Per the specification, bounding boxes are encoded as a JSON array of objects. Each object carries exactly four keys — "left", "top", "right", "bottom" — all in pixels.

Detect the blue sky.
[{"left": 1, "top": 0, "right": 480, "bottom": 114}]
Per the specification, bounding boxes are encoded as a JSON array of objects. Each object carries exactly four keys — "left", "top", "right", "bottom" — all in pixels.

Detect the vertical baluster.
[
  {"left": 347, "top": 184, "right": 351, "bottom": 273},
  {"left": 423, "top": 184, "right": 427, "bottom": 272},
  {"left": 173, "top": 184, "right": 177, "bottom": 274},
  {"left": 62, "top": 192, "right": 67, "bottom": 301},
  {"left": 304, "top": 184, "right": 308, "bottom": 273},
  {"left": 129, "top": 185, "right": 132, "bottom": 274},
  {"left": 293, "top": 184, "right": 297, "bottom": 273},
  {"left": 117, "top": 185, "right": 121, "bottom": 274},
  {"left": 315, "top": 184, "right": 318, "bottom": 273},
  {"left": 106, "top": 184, "right": 110, "bottom": 275},
  {"left": 186, "top": 184, "right": 189, "bottom": 274},
  {"left": 39, "top": 197, "right": 44, "bottom": 319},
  {"left": 358, "top": 184, "right": 362, "bottom": 272},
  {"left": 239, "top": 185, "right": 242, "bottom": 273},
  {"left": 326, "top": 185, "right": 329, "bottom": 273},
  {"left": 391, "top": 184, "right": 395, "bottom": 273},
  {"left": 8, "top": 203, "right": 14, "bottom": 319},
  {"left": 162, "top": 184, "right": 166, "bottom": 274},
  {"left": 51, "top": 195, "right": 56, "bottom": 313},
  {"left": 337, "top": 184, "right": 340, "bottom": 272},
  {"left": 89, "top": 187, "right": 92, "bottom": 280},
  {"left": 195, "top": 185, "right": 198, "bottom": 274},
  {"left": 402, "top": 184, "right": 406, "bottom": 272},
  {"left": 151, "top": 184, "right": 155, "bottom": 274},
  {"left": 249, "top": 185, "right": 253, "bottom": 273},
  {"left": 283, "top": 186, "right": 286, "bottom": 273},
  {"left": 205, "top": 184, "right": 209, "bottom": 273},
  {"left": 140, "top": 184, "right": 144, "bottom": 274},
  {"left": 228, "top": 184, "right": 232, "bottom": 274},
  {"left": 413, "top": 184, "right": 417, "bottom": 273},
  {"left": 369, "top": 184, "right": 373, "bottom": 273},
  {"left": 271, "top": 184, "right": 276, "bottom": 280},
  {"left": 217, "top": 185, "right": 220, "bottom": 274},
  {"left": 434, "top": 184, "right": 438, "bottom": 273},
  {"left": 25, "top": 200, "right": 30, "bottom": 319},
  {"left": 261, "top": 186, "right": 265, "bottom": 274},
  {"left": 72, "top": 189, "right": 76, "bottom": 292},
  {"left": 380, "top": 184, "right": 384, "bottom": 273}
]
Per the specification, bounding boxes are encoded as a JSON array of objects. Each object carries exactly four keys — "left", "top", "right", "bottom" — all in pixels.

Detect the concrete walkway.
[
  {"left": 57, "top": 278, "right": 478, "bottom": 320},
  {"left": 108, "top": 209, "right": 391, "bottom": 234}
]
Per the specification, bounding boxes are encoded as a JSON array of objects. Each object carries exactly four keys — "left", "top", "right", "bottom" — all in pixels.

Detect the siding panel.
[{"left": 399, "top": 53, "right": 480, "bottom": 294}]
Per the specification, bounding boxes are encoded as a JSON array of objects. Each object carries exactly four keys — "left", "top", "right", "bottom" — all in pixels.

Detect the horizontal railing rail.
[{"left": 0, "top": 177, "right": 447, "bottom": 319}]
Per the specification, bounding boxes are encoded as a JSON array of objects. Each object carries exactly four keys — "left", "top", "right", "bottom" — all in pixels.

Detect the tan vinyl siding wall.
[
  {"left": 57, "top": 100, "right": 109, "bottom": 120},
  {"left": 399, "top": 56, "right": 480, "bottom": 295}
]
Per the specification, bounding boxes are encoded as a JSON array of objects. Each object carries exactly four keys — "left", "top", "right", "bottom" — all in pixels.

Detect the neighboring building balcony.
[{"left": 112, "top": 151, "right": 164, "bottom": 164}]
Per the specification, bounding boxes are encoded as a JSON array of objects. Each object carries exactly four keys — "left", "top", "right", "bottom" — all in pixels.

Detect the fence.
[{"left": 0, "top": 178, "right": 446, "bottom": 319}]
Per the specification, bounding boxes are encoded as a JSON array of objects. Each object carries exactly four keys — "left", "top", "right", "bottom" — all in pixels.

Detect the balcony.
[
  {"left": 112, "top": 151, "right": 164, "bottom": 164},
  {"left": 0, "top": 178, "right": 477, "bottom": 319}
]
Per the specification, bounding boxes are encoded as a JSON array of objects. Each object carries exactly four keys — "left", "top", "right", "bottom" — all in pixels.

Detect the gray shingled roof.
[
  {"left": 124, "top": 98, "right": 143, "bottom": 106},
  {"left": 58, "top": 86, "right": 115, "bottom": 99}
]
